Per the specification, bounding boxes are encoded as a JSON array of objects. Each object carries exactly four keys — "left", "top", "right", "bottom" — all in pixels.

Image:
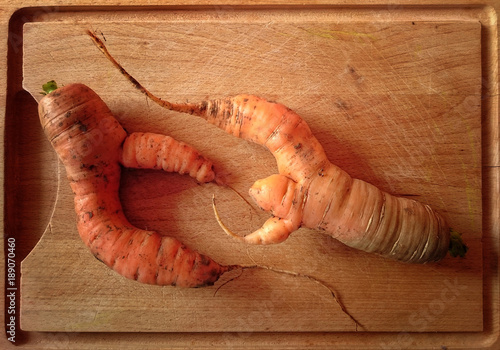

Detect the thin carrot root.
[
  {"left": 212, "top": 194, "right": 245, "bottom": 241},
  {"left": 87, "top": 30, "right": 464, "bottom": 263},
  {"left": 214, "top": 264, "right": 362, "bottom": 330},
  {"left": 87, "top": 30, "right": 182, "bottom": 113},
  {"left": 224, "top": 184, "right": 259, "bottom": 210}
]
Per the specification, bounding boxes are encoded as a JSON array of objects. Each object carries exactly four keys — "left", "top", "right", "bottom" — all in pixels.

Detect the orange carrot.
[
  {"left": 39, "top": 81, "right": 232, "bottom": 287},
  {"left": 120, "top": 132, "right": 215, "bottom": 183},
  {"left": 88, "top": 31, "right": 468, "bottom": 263}
]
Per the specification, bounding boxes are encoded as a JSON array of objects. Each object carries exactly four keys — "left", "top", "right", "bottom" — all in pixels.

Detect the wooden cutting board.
[
  {"left": 2, "top": 3, "right": 497, "bottom": 349},
  {"left": 21, "top": 15, "right": 483, "bottom": 332}
]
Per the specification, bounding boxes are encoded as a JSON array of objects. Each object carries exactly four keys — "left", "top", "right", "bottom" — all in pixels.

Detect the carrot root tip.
[
  {"left": 211, "top": 194, "right": 245, "bottom": 241},
  {"left": 214, "top": 264, "right": 363, "bottom": 330}
]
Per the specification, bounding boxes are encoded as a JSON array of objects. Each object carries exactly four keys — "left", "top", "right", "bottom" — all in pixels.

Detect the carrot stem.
[
  {"left": 42, "top": 80, "right": 58, "bottom": 95},
  {"left": 449, "top": 229, "right": 468, "bottom": 258}
]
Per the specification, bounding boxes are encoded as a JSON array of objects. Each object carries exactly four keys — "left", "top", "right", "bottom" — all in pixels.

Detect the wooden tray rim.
[{"left": 1, "top": 2, "right": 499, "bottom": 349}]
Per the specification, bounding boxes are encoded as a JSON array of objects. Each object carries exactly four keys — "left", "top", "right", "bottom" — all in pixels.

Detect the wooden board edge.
[{"left": 0, "top": 1, "right": 498, "bottom": 349}]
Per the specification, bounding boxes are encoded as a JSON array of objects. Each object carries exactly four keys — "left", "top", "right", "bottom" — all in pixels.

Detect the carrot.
[
  {"left": 39, "top": 81, "right": 232, "bottom": 287},
  {"left": 88, "top": 31, "right": 468, "bottom": 264},
  {"left": 120, "top": 132, "right": 216, "bottom": 183}
]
